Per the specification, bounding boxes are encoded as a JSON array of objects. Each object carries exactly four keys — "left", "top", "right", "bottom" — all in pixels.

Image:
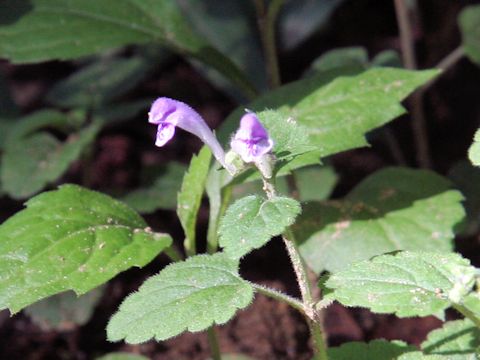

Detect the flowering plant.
[{"left": 0, "top": 1, "right": 479, "bottom": 359}]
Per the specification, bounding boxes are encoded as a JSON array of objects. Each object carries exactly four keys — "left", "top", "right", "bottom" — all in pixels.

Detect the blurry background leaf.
[
  {"left": 1, "top": 117, "right": 101, "bottom": 199},
  {"left": 296, "top": 167, "right": 464, "bottom": 273},
  {"left": 0, "top": 184, "right": 172, "bottom": 313},
  {"left": 178, "top": 0, "right": 266, "bottom": 95},
  {"left": 47, "top": 57, "right": 154, "bottom": 108},
  {"left": 0, "top": 0, "right": 256, "bottom": 98},
  {"left": 121, "top": 162, "right": 186, "bottom": 214},
  {"left": 24, "top": 286, "right": 104, "bottom": 331},
  {"left": 459, "top": 5, "right": 480, "bottom": 66},
  {"left": 294, "top": 165, "right": 338, "bottom": 202},
  {"left": 279, "top": 0, "right": 346, "bottom": 50},
  {"left": 449, "top": 161, "right": 480, "bottom": 236},
  {"left": 0, "top": 72, "right": 18, "bottom": 118}
]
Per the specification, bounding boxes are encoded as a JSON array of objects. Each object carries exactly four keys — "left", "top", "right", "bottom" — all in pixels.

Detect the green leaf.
[
  {"left": 328, "top": 340, "right": 416, "bottom": 360},
  {"left": 219, "top": 195, "right": 301, "bottom": 258},
  {"left": 107, "top": 253, "right": 253, "bottom": 343},
  {"left": 24, "top": 286, "right": 104, "bottom": 331},
  {"left": 0, "top": 184, "right": 172, "bottom": 313},
  {"left": 323, "top": 251, "right": 477, "bottom": 317},
  {"left": 294, "top": 165, "right": 338, "bottom": 202},
  {"left": 1, "top": 118, "right": 101, "bottom": 199},
  {"left": 449, "top": 161, "right": 480, "bottom": 236},
  {"left": 468, "top": 129, "right": 480, "bottom": 166},
  {"left": 421, "top": 319, "right": 480, "bottom": 359},
  {"left": 47, "top": 57, "right": 152, "bottom": 108},
  {"left": 177, "top": 146, "right": 212, "bottom": 256},
  {"left": 220, "top": 68, "right": 439, "bottom": 171},
  {"left": 397, "top": 352, "right": 445, "bottom": 360},
  {"left": 121, "top": 162, "right": 186, "bottom": 214},
  {"left": 296, "top": 167, "right": 464, "bottom": 273},
  {"left": 178, "top": 0, "right": 266, "bottom": 93},
  {"left": 309, "top": 47, "right": 369, "bottom": 73},
  {"left": 0, "top": 0, "right": 256, "bottom": 98},
  {"left": 96, "top": 353, "right": 150, "bottom": 360},
  {"left": 459, "top": 5, "right": 480, "bottom": 65}
]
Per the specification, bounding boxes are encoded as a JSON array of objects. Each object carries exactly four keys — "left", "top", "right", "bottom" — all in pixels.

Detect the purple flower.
[
  {"left": 148, "top": 97, "right": 229, "bottom": 170},
  {"left": 230, "top": 112, "right": 274, "bottom": 163}
]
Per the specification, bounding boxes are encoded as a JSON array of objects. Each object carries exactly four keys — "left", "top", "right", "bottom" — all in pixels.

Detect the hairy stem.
[
  {"left": 262, "top": 177, "right": 328, "bottom": 359},
  {"left": 207, "top": 184, "right": 233, "bottom": 253},
  {"left": 207, "top": 327, "right": 222, "bottom": 360},
  {"left": 394, "top": 0, "right": 431, "bottom": 168},
  {"left": 254, "top": 0, "right": 284, "bottom": 88},
  {"left": 251, "top": 283, "right": 304, "bottom": 312}
]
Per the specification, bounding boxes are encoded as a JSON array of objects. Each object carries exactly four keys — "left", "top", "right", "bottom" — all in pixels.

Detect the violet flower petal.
[
  {"left": 231, "top": 112, "right": 273, "bottom": 163},
  {"left": 148, "top": 97, "right": 229, "bottom": 170}
]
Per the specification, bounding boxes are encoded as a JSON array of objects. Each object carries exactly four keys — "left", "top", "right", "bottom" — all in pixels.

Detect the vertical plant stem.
[
  {"left": 164, "top": 245, "right": 184, "bottom": 262},
  {"left": 207, "top": 327, "right": 222, "bottom": 360},
  {"left": 394, "top": 0, "right": 431, "bottom": 168},
  {"left": 207, "top": 184, "right": 233, "bottom": 253},
  {"left": 262, "top": 178, "right": 328, "bottom": 359},
  {"left": 254, "top": 0, "right": 284, "bottom": 88}
]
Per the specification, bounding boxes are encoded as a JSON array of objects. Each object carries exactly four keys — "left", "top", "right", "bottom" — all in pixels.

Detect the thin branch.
[
  {"left": 251, "top": 282, "right": 304, "bottom": 312},
  {"left": 394, "top": 0, "right": 431, "bottom": 168},
  {"left": 207, "top": 327, "right": 222, "bottom": 360},
  {"left": 254, "top": 0, "right": 284, "bottom": 88}
]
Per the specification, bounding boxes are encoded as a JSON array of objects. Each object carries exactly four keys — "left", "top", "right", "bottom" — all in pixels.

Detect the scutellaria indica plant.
[{"left": 0, "top": 1, "right": 480, "bottom": 359}]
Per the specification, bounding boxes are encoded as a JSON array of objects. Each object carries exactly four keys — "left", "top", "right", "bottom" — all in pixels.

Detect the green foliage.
[
  {"left": 177, "top": 146, "right": 212, "bottom": 256},
  {"left": 47, "top": 57, "right": 152, "bottom": 108},
  {"left": 178, "top": 0, "right": 266, "bottom": 93},
  {"left": 459, "top": 5, "right": 480, "bottom": 65},
  {"left": 421, "top": 319, "right": 480, "bottom": 359},
  {"left": 0, "top": 0, "right": 255, "bottom": 97},
  {"left": 121, "top": 162, "right": 186, "bottom": 214},
  {"left": 296, "top": 167, "right": 464, "bottom": 273},
  {"left": 107, "top": 253, "right": 253, "bottom": 343},
  {"left": 220, "top": 68, "right": 438, "bottom": 172},
  {"left": 24, "top": 287, "right": 104, "bottom": 331},
  {"left": 1, "top": 110, "right": 101, "bottom": 199},
  {"left": 294, "top": 165, "right": 338, "bottom": 202},
  {"left": 328, "top": 340, "right": 416, "bottom": 360},
  {"left": 468, "top": 129, "right": 480, "bottom": 166},
  {"left": 0, "top": 185, "right": 172, "bottom": 313},
  {"left": 219, "top": 195, "right": 301, "bottom": 258},
  {"left": 323, "top": 251, "right": 477, "bottom": 317},
  {"left": 96, "top": 353, "right": 150, "bottom": 360}
]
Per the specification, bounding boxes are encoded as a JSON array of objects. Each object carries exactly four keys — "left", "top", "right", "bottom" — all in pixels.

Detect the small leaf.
[
  {"left": 121, "top": 162, "right": 186, "bottom": 213},
  {"left": 421, "top": 319, "right": 480, "bottom": 359},
  {"left": 107, "top": 253, "right": 253, "bottom": 343},
  {"left": 219, "top": 195, "right": 301, "bottom": 258},
  {"left": 177, "top": 146, "right": 212, "bottom": 256},
  {"left": 0, "top": 185, "right": 172, "bottom": 313},
  {"left": 1, "top": 120, "right": 100, "bottom": 199},
  {"left": 328, "top": 339, "right": 416, "bottom": 360},
  {"left": 296, "top": 167, "right": 464, "bottom": 273},
  {"left": 24, "top": 287, "right": 104, "bottom": 331},
  {"left": 459, "top": 5, "right": 480, "bottom": 65},
  {"left": 468, "top": 129, "right": 480, "bottom": 166},
  {"left": 47, "top": 57, "right": 152, "bottom": 108},
  {"left": 309, "top": 47, "right": 369, "bottom": 73},
  {"left": 96, "top": 353, "right": 149, "bottom": 360},
  {"left": 324, "top": 251, "right": 477, "bottom": 317}
]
